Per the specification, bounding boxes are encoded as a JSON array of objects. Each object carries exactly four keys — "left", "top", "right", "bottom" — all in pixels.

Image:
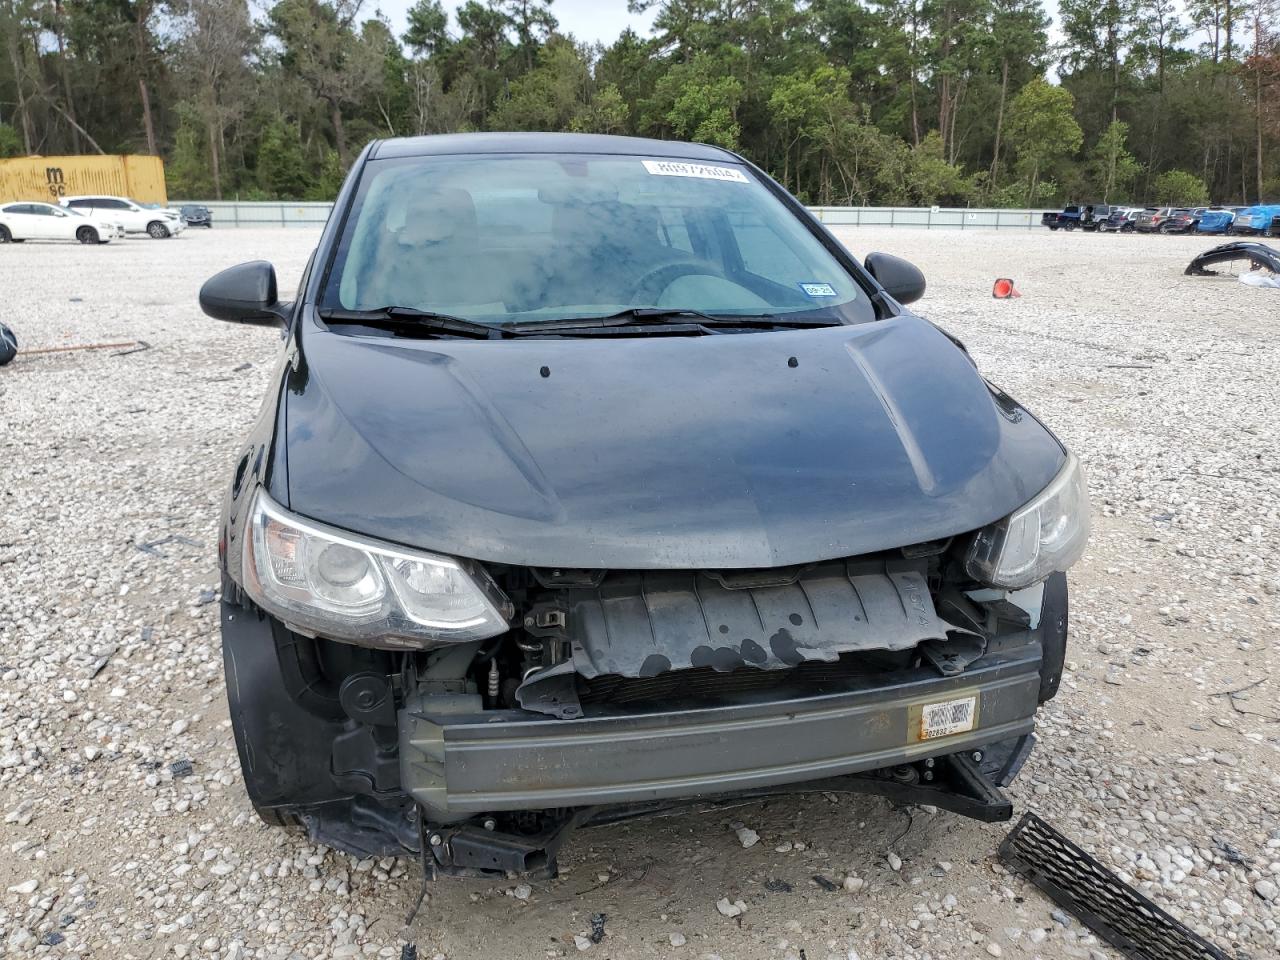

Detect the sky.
[{"left": 376, "top": 0, "right": 660, "bottom": 47}]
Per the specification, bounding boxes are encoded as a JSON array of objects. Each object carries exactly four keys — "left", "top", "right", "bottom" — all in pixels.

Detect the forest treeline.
[{"left": 1, "top": 1, "right": 1277, "bottom": 207}]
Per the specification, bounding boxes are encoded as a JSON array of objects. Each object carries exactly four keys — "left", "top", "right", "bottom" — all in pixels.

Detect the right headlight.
[
  {"left": 965, "top": 452, "right": 1090, "bottom": 590},
  {"left": 242, "top": 488, "right": 512, "bottom": 649}
]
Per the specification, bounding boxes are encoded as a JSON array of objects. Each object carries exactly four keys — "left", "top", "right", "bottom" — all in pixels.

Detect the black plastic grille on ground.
[{"left": 999, "top": 812, "right": 1230, "bottom": 960}]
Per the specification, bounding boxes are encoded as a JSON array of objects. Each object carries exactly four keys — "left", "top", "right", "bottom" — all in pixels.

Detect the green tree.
[
  {"left": 488, "top": 36, "right": 589, "bottom": 131},
  {"left": 257, "top": 118, "right": 310, "bottom": 198},
  {"left": 1152, "top": 168, "right": 1209, "bottom": 204},
  {"left": 0, "top": 122, "right": 19, "bottom": 156},
  {"left": 986, "top": 0, "right": 1051, "bottom": 187},
  {"left": 404, "top": 0, "right": 449, "bottom": 56},
  {"left": 1089, "top": 120, "right": 1142, "bottom": 201},
  {"left": 1006, "top": 77, "right": 1084, "bottom": 204},
  {"left": 268, "top": 0, "right": 384, "bottom": 168},
  {"left": 646, "top": 54, "right": 744, "bottom": 148}
]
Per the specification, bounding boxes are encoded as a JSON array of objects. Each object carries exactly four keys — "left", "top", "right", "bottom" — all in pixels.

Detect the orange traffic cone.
[{"left": 992, "top": 278, "right": 1021, "bottom": 299}]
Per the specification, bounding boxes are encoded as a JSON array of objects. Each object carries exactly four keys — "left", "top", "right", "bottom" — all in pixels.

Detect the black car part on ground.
[
  {"left": 1000, "top": 813, "right": 1230, "bottom": 960},
  {"left": 0, "top": 323, "right": 16, "bottom": 366},
  {"left": 1184, "top": 241, "right": 1280, "bottom": 276}
]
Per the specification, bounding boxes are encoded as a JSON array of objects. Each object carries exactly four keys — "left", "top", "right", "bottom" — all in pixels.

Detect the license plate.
[{"left": 919, "top": 695, "right": 978, "bottom": 740}]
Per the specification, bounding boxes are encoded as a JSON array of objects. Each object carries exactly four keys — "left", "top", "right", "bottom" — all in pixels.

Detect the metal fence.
[
  {"left": 177, "top": 200, "right": 1046, "bottom": 231},
  {"left": 809, "top": 206, "right": 1042, "bottom": 229},
  {"left": 185, "top": 200, "right": 335, "bottom": 228}
]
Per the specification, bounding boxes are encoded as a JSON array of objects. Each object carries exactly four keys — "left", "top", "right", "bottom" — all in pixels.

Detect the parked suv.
[
  {"left": 180, "top": 204, "right": 213, "bottom": 228},
  {"left": 201, "top": 133, "right": 1089, "bottom": 875},
  {"left": 1097, "top": 207, "right": 1138, "bottom": 233},
  {"left": 61, "top": 195, "right": 186, "bottom": 238}
]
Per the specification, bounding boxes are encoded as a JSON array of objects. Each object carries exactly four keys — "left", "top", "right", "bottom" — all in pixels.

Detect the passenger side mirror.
[
  {"left": 200, "top": 260, "right": 289, "bottom": 326},
  {"left": 864, "top": 252, "right": 927, "bottom": 306}
]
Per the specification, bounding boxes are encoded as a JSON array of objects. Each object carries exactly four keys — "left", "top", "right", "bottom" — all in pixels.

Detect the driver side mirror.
[
  {"left": 200, "top": 261, "right": 290, "bottom": 326},
  {"left": 864, "top": 252, "right": 927, "bottom": 306}
]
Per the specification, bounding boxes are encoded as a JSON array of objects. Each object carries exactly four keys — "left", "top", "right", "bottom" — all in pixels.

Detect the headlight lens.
[
  {"left": 965, "top": 453, "right": 1090, "bottom": 590},
  {"left": 243, "top": 489, "right": 511, "bottom": 648}
]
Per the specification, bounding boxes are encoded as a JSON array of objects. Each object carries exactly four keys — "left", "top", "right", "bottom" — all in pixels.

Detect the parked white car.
[
  {"left": 60, "top": 195, "right": 186, "bottom": 238},
  {"left": 0, "top": 201, "right": 123, "bottom": 244}
]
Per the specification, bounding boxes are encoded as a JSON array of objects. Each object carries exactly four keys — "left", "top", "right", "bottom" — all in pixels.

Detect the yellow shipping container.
[{"left": 0, "top": 154, "right": 168, "bottom": 205}]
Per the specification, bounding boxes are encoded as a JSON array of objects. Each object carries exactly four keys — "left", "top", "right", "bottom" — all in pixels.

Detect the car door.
[
  {"left": 2, "top": 203, "right": 41, "bottom": 239},
  {"left": 32, "top": 203, "right": 74, "bottom": 239},
  {"left": 50, "top": 204, "right": 86, "bottom": 239},
  {"left": 115, "top": 199, "right": 149, "bottom": 232}
]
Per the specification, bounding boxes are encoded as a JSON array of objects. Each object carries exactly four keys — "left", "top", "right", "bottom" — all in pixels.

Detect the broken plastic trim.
[
  {"left": 1184, "top": 241, "right": 1280, "bottom": 277},
  {"left": 1000, "top": 812, "right": 1230, "bottom": 960}
]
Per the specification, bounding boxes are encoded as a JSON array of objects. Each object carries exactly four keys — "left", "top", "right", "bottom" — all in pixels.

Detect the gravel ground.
[{"left": 1, "top": 226, "right": 1278, "bottom": 960}]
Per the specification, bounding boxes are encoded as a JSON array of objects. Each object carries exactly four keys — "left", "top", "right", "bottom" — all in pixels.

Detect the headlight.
[
  {"left": 242, "top": 489, "right": 512, "bottom": 649},
  {"left": 965, "top": 453, "right": 1090, "bottom": 590}
]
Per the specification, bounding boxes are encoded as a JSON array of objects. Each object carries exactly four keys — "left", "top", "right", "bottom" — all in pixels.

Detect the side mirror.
[
  {"left": 200, "top": 260, "right": 289, "bottom": 326},
  {"left": 864, "top": 252, "right": 927, "bottom": 306}
]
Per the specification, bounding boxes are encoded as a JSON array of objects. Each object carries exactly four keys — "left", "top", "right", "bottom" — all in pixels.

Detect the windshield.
[{"left": 320, "top": 153, "right": 870, "bottom": 326}]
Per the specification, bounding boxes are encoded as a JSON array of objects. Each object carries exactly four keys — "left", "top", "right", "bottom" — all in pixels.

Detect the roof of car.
[{"left": 370, "top": 132, "right": 741, "bottom": 163}]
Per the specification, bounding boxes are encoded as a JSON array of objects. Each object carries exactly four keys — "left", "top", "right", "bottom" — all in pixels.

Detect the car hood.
[{"left": 281, "top": 314, "right": 1065, "bottom": 569}]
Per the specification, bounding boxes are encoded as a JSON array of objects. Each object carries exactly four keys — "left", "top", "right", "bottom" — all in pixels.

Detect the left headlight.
[
  {"left": 242, "top": 489, "right": 512, "bottom": 649},
  {"left": 965, "top": 452, "right": 1090, "bottom": 590}
]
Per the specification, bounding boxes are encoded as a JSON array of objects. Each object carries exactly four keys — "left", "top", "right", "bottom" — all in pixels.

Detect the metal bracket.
[
  {"left": 515, "top": 660, "right": 584, "bottom": 719},
  {"left": 523, "top": 602, "right": 570, "bottom": 638},
  {"left": 921, "top": 634, "right": 986, "bottom": 677}
]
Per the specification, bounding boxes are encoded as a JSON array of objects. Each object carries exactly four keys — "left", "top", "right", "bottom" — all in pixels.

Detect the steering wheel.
[{"left": 627, "top": 259, "right": 728, "bottom": 302}]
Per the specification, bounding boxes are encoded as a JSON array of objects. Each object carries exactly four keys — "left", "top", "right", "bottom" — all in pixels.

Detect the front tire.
[
  {"left": 76, "top": 226, "right": 99, "bottom": 245},
  {"left": 147, "top": 220, "right": 170, "bottom": 239},
  {"left": 0, "top": 225, "right": 10, "bottom": 243}
]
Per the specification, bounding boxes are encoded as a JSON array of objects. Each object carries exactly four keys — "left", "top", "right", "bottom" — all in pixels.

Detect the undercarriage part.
[
  {"left": 551, "top": 559, "right": 953, "bottom": 680},
  {"left": 418, "top": 749, "right": 1014, "bottom": 880},
  {"left": 299, "top": 794, "right": 420, "bottom": 858},
  {"left": 1000, "top": 813, "right": 1230, "bottom": 960}
]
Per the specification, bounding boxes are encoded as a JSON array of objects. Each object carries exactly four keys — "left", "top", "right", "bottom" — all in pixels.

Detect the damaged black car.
[{"left": 201, "top": 133, "right": 1090, "bottom": 878}]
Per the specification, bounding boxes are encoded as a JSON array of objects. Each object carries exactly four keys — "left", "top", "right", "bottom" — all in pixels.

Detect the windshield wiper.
[
  {"left": 319, "top": 306, "right": 502, "bottom": 340},
  {"left": 510, "top": 307, "right": 841, "bottom": 333}
]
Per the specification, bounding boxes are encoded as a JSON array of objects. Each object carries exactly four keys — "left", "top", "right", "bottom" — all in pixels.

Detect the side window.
[
  {"left": 30, "top": 205, "right": 54, "bottom": 216},
  {"left": 66, "top": 200, "right": 89, "bottom": 209}
]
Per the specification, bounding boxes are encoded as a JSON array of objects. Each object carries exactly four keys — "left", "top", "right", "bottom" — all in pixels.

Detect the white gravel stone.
[{"left": 716, "top": 897, "right": 746, "bottom": 918}]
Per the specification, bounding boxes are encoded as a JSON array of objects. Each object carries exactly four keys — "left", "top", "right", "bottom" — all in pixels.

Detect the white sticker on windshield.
[
  {"left": 641, "top": 159, "right": 749, "bottom": 183},
  {"left": 798, "top": 282, "right": 838, "bottom": 297}
]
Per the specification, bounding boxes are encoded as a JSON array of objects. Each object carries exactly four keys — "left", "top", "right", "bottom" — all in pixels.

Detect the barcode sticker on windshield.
[
  {"left": 919, "top": 695, "right": 977, "bottom": 740},
  {"left": 642, "top": 160, "right": 749, "bottom": 183}
]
